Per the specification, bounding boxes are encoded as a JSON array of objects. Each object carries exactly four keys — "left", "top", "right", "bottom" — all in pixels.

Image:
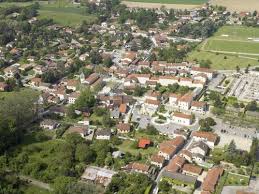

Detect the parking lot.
[{"left": 212, "top": 119, "right": 257, "bottom": 151}]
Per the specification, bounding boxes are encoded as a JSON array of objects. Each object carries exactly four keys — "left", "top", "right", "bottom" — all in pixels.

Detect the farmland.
[
  {"left": 38, "top": 3, "right": 97, "bottom": 27},
  {"left": 123, "top": 0, "right": 207, "bottom": 4},
  {"left": 0, "top": 1, "right": 97, "bottom": 27},
  {"left": 188, "top": 25, "right": 259, "bottom": 70},
  {"left": 211, "top": 0, "right": 259, "bottom": 12}
]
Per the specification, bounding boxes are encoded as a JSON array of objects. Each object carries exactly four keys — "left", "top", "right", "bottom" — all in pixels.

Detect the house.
[
  {"left": 150, "top": 154, "right": 165, "bottom": 168},
  {"left": 191, "top": 67, "right": 215, "bottom": 80},
  {"left": 96, "top": 129, "right": 111, "bottom": 140},
  {"left": 173, "top": 128, "right": 190, "bottom": 140},
  {"left": 158, "top": 137, "right": 185, "bottom": 160},
  {"left": 66, "top": 79, "right": 78, "bottom": 91},
  {"left": 172, "top": 112, "right": 193, "bottom": 126},
  {"left": 188, "top": 141, "right": 209, "bottom": 157},
  {"left": 191, "top": 131, "right": 218, "bottom": 148},
  {"left": 30, "top": 77, "right": 42, "bottom": 87},
  {"left": 117, "top": 123, "right": 131, "bottom": 133},
  {"left": 68, "top": 125, "right": 88, "bottom": 138},
  {"left": 182, "top": 164, "right": 203, "bottom": 177},
  {"left": 49, "top": 105, "right": 66, "bottom": 116},
  {"left": 81, "top": 166, "right": 117, "bottom": 187},
  {"left": 158, "top": 75, "right": 179, "bottom": 86},
  {"left": 124, "top": 162, "right": 150, "bottom": 175},
  {"left": 0, "top": 82, "right": 8, "bottom": 91},
  {"left": 143, "top": 99, "right": 160, "bottom": 115},
  {"left": 179, "top": 149, "right": 193, "bottom": 163},
  {"left": 68, "top": 92, "right": 80, "bottom": 104},
  {"left": 4, "top": 65, "right": 19, "bottom": 78},
  {"left": 40, "top": 119, "right": 59, "bottom": 130},
  {"left": 119, "top": 103, "right": 128, "bottom": 115},
  {"left": 178, "top": 93, "right": 193, "bottom": 110},
  {"left": 201, "top": 167, "right": 224, "bottom": 193},
  {"left": 34, "top": 65, "right": 47, "bottom": 75},
  {"left": 191, "top": 101, "right": 207, "bottom": 114},
  {"left": 128, "top": 74, "right": 151, "bottom": 85},
  {"left": 162, "top": 171, "right": 197, "bottom": 188},
  {"left": 166, "top": 155, "right": 186, "bottom": 173},
  {"left": 138, "top": 138, "right": 151, "bottom": 149},
  {"left": 84, "top": 73, "right": 99, "bottom": 85},
  {"left": 168, "top": 93, "right": 181, "bottom": 106},
  {"left": 121, "top": 52, "right": 137, "bottom": 65},
  {"left": 78, "top": 117, "right": 90, "bottom": 126},
  {"left": 145, "top": 90, "right": 161, "bottom": 101}
]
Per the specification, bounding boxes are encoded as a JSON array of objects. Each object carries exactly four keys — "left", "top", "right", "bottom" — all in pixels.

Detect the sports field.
[{"left": 188, "top": 26, "right": 259, "bottom": 70}]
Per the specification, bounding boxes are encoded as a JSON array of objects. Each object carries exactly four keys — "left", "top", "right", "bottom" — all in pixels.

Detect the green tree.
[{"left": 74, "top": 88, "right": 96, "bottom": 110}]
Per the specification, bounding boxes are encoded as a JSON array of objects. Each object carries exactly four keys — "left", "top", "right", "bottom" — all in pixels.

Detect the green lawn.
[
  {"left": 22, "top": 185, "right": 51, "bottom": 194},
  {"left": 188, "top": 25, "right": 259, "bottom": 70},
  {"left": 117, "top": 140, "right": 158, "bottom": 158},
  {"left": 225, "top": 173, "right": 249, "bottom": 186},
  {"left": 124, "top": 0, "right": 207, "bottom": 4}
]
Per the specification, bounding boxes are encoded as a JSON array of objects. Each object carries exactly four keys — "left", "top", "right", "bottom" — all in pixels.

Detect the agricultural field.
[
  {"left": 188, "top": 25, "right": 259, "bottom": 70},
  {"left": 0, "top": 1, "right": 97, "bottom": 27},
  {"left": 211, "top": 0, "right": 259, "bottom": 12},
  {"left": 123, "top": 0, "right": 207, "bottom": 4}
]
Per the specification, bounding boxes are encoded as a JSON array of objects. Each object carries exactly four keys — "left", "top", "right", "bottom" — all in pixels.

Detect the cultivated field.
[
  {"left": 211, "top": 0, "right": 259, "bottom": 12},
  {"left": 188, "top": 26, "right": 259, "bottom": 70},
  {"left": 123, "top": 0, "right": 207, "bottom": 4},
  {"left": 122, "top": 0, "right": 207, "bottom": 9}
]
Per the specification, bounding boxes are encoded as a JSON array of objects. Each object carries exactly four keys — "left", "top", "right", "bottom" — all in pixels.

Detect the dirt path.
[
  {"left": 19, "top": 175, "right": 53, "bottom": 191},
  {"left": 122, "top": 1, "right": 200, "bottom": 9}
]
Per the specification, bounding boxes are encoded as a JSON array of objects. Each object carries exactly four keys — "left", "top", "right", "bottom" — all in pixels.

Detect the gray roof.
[
  {"left": 96, "top": 129, "right": 111, "bottom": 136},
  {"left": 189, "top": 141, "right": 209, "bottom": 153},
  {"left": 41, "top": 119, "right": 58, "bottom": 126},
  {"left": 162, "top": 171, "right": 197, "bottom": 184}
]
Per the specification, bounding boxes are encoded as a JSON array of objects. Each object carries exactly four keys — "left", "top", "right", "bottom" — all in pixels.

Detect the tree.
[
  {"left": 246, "top": 100, "right": 257, "bottom": 111},
  {"left": 227, "top": 140, "right": 236, "bottom": 155},
  {"left": 74, "top": 88, "right": 96, "bottom": 110},
  {"left": 75, "top": 143, "right": 96, "bottom": 164},
  {"left": 158, "top": 180, "right": 170, "bottom": 192},
  {"left": 53, "top": 176, "right": 76, "bottom": 194},
  {"left": 90, "top": 51, "right": 102, "bottom": 64},
  {"left": 236, "top": 65, "right": 240, "bottom": 73},
  {"left": 0, "top": 89, "right": 38, "bottom": 154},
  {"left": 103, "top": 57, "right": 113, "bottom": 68}
]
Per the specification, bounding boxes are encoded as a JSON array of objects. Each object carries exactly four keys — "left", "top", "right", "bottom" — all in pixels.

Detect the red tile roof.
[{"left": 138, "top": 138, "right": 151, "bottom": 148}]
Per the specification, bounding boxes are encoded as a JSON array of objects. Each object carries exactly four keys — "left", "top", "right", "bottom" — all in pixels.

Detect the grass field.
[
  {"left": 225, "top": 173, "right": 249, "bottom": 186},
  {"left": 188, "top": 25, "right": 259, "bottom": 70},
  {"left": 38, "top": 3, "right": 97, "bottom": 27},
  {"left": 123, "top": 0, "right": 207, "bottom": 4},
  {"left": 0, "top": 1, "right": 97, "bottom": 27}
]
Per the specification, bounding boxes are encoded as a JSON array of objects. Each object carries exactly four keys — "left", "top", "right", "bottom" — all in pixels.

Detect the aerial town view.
[{"left": 1, "top": 0, "right": 259, "bottom": 194}]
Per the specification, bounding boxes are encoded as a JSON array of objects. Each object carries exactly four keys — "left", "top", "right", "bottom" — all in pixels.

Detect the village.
[{"left": 0, "top": 1, "right": 259, "bottom": 194}]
